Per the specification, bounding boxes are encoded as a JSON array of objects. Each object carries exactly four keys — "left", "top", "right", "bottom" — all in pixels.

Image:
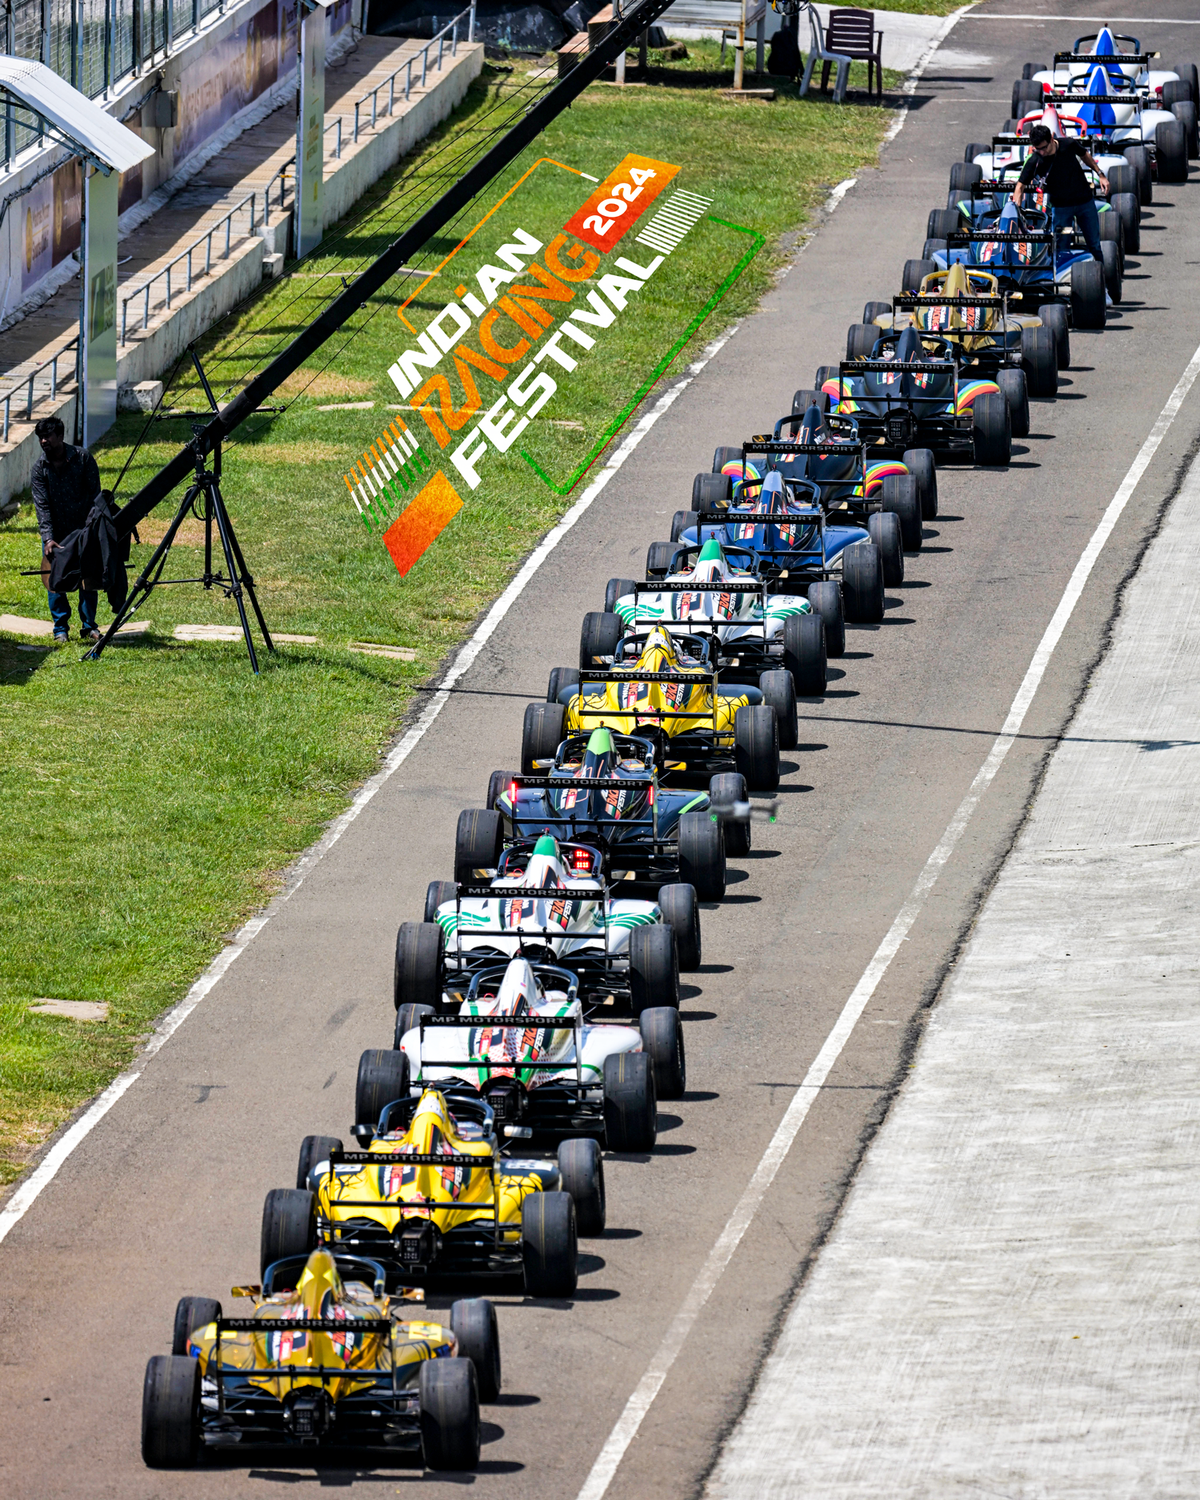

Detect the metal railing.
[
  {"left": 119, "top": 190, "right": 257, "bottom": 343},
  {"left": 352, "top": 2, "right": 475, "bottom": 144},
  {"left": 1, "top": 337, "right": 79, "bottom": 442}
]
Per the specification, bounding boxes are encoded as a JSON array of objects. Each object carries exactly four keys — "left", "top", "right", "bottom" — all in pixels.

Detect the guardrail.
[{"left": 1, "top": 338, "right": 79, "bottom": 443}]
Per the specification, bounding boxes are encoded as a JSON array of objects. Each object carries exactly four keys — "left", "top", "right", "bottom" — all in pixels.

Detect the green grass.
[{"left": 0, "top": 52, "right": 900, "bottom": 1187}]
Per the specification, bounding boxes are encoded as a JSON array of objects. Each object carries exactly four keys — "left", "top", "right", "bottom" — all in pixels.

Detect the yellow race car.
[
  {"left": 261, "top": 1085, "right": 578, "bottom": 1298},
  {"left": 523, "top": 627, "right": 781, "bottom": 792},
  {"left": 142, "top": 1247, "right": 497, "bottom": 1468}
]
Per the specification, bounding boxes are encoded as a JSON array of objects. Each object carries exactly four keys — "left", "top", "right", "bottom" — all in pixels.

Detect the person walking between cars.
[
  {"left": 1011, "top": 123, "right": 1108, "bottom": 261},
  {"left": 31, "top": 415, "right": 102, "bottom": 643}
]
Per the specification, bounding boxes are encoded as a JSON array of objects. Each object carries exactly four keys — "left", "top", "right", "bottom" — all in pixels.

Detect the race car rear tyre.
[
  {"left": 1156, "top": 118, "right": 1188, "bottom": 183},
  {"left": 142, "top": 1355, "right": 200, "bottom": 1469},
  {"left": 580, "top": 610, "right": 623, "bottom": 670},
  {"left": 605, "top": 576, "right": 637, "bottom": 612},
  {"left": 260, "top": 1188, "right": 316, "bottom": 1279},
  {"left": 521, "top": 702, "right": 565, "bottom": 776},
  {"left": 901, "top": 448, "right": 938, "bottom": 520},
  {"left": 394, "top": 920, "right": 445, "bottom": 1010},
  {"left": 846, "top": 322, "right": 882, "bottom": 361},
  {"left": 425, "top": 879, "right": 457, "bottom": 923},
  {"left": 807, "top": 579, "right": 846, "bottom": 657},
  {"left": 356, "top": 1048, "right": 409, "bottom": 1130},
  {"left": 602, "top": 1053, "right": 657, "bottom": 1153},
  {"left": 296, "top": 1135, "right": 343, "bottom": 1192},
  {"left": 1022, "top": 325, "right": 1059, "bottom": 397},
  {"left": 395, "top": 1002, "right": 435, "bottom": 1051},
  {"left": 1010, "top": 78, "right": 1041, "bottom": 120},
  {"left": 863, "top": 300, "right": 891, "bottom": 324},
  {"left": 1100, "top": 241, "right": 1122, "bottom": 304},
  {"left": 712, "top": 445, "right": 742, "bottom": 472},
  {"left": 1122, "top": 145, "right": 1152, "bottom": 204},
  {"left": 734, "top": 704, "right": 780, "bottom": 792},
  {"left": 557, "top": 1138, "right": 606, "bottom": 1237},
  {"left": 759, "top": 668, "right": 799, "bottom": 750},
  {"left": 455, "top": 808, "right": 503, "bottom": 885},
  {"left": 629, "top": 923, "right": 680, "bottom": 1012},
  {"left": 709, "top": 772, "right": 751, "bottom": 857},
  {"left": 640, "top": 1006, "right": 686, "bottom": 1101},
  {"left": 948, "top": 160, "right": 983, "bottom": 192},
  {"left": 783, "top": 610, "right": 827, "bottom": 695},
  {"left": 997, "top": 368, "right": 1030, "bottom": 439},
  {"left": 792, "top": 388, "right": 824, "bottom": 419},
  {"left": 1111, "top": 192, "right": 1140, "bottom": 254},
  {"left": 1038, "top": 305, "right": 1070, "bottom": 371},
  {"left": 171, "top": 1296, "right": 221, "bottom": 1356},
  {"left": 972, "top": 392, "right": 1012, "bottom": 467},
  {"left": 420, "top": 1358, "right": 481, "bottom": 1470},
  {"left": 921, "top": 237, "right": 947, "bottom": 262},
  {"left": 693, "top": 473, "right": 732, "bottom": 511},
  {"left": 1098, "top": 207, "right": 1124, "bottom": 259},
  {"left": 1170, "top": 100, "right": 1198, "bottom": 159},
  {"left": 450, "top": 1298, "right": 502, "bottom": 1402},
  {"left": 521, "top": 1191, "right": 579, "bottom": 1296},
  {"left": 677, "top": 811, "right": 725, "bottom": 908},
  {"left": 901, "top": 258, "right": 937, "bottom": 294},
  {"left": 963, "top": 141, "right": 988, "bottom": 163},
  {"left": 926, "top": 209, "right": 959, "bottom": 243},
  {"left": 647, "top": 540, "right": 679, "bottom": 576},
  {"left": 547, "top": 665, "right": 581, "bottom": 703},
  {"left": 868, "top": 512, "right": 904, "bottom": 587},
  {"left": 842, "top": 541, "right": 885, "bottom": 623},
  {"left": 670, "top": 511, "right": 699, "bottom": 543},
  {"left": 881, "top": 473, "right": 922, "bottom": 552},
  {"left": 1070, "top": 259, "right": 1106, "bottom": 331},
  {"left": 486, "top": 770, "right": 513, "bottom": 811}
]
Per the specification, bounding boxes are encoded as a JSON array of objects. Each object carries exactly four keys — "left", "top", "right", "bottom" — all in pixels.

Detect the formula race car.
[
  {"left": 142, "top": 1248, "right": 496, "bottom": 1469},
  {"left": 265, "top": 1085, "right": 580, "bottom": 1295}
]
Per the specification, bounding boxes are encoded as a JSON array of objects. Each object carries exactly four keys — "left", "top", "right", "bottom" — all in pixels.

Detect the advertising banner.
[
  {"left": 295, "top": 0, "right": 328, "bottom": 259},
  {"left": 176, "top": 0, "right": 283, "bottom": 162},
  {"left": 83, "top": 168, "right": 119, "bottom": 448}
]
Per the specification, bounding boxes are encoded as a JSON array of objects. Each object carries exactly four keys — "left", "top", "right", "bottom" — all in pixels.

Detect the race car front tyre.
[
  {"left": 783, "top": 610, "right": 827, "bottom": 695},
  {"left": 647, "top": 540, "right": 679, "bottom": 576},
  {"left": 925, "top": 209, "right": 959, "bottom": 244},
  {"left": 557, "top": 1138, "right": 606, "bottom": 1237},
  {"left": 1100, "top": 240, "right": 1122, "bottom": 304},
  {"left": 734, "top": 704, "right": 781, "bottom": 792},
  {"left": 881, "top": 473, "right": 922, "bottom": 551},
  {"left": 759, "top": 668, "right": 799, "bottom": 750},
  {"left": 455, "top": 808, "right": 503, "bottom": 885},
  {"left": 863, "top": 299, "right": 891, "bottom": 324},
  {"left": 922, "top": 237, "right": 947, "bottom": 262},
  {"left": 1122, "top": 145, "right": 1152, "bottom": 205},
  {"left": 670, "top": 511, "right": 699, "bottom": 543},
  {"left": 948, "top": 160, "right": 983, "bottom": 192},
  {"left": 709, "top": 772, "right": 751, "bottom": 857},
  {"left": 814, "top": 364, "right": 839, "bottom": 393},
  {"left": 425, "top": 879, "right": 457, "bottom": 924},
  {"left": 807, "top": 579, "right": 846, "bottom": 657},
  {"left": 677, "top": 812, "right": 725, "bottom": 909},
  {"left": 640, "top": 1006, "right": 686, "bottom": 1101},
  {"left": 1010, "top": 78, "right": 1041, "bottom": 120},
  {"left": 1098, "top": 207, "right": 1124, "bottom": 264},
  {"left": 901, "top": 258, "right": 937, "bottom": 294},
  {"left": 605, "top": 576, "right": 637, "bottom": 611},
  {"left": 997, "top": 368, "right": 1030, "bottom": 439},
  {"left": 547, "top": 665, "right": 581, "bottom": 703},
  {"left": 693, "top": 473, "right": 732, "bottom": 512},
  {"left": 1168, "top": 61, "right": 1199, "bottom": 108},
  {"left": 296, "top": 1135, "right": 343, "bottom": 1192},
  {"left": 1110, "top": 192, "right": 1140, "bottom": 254},
  {"left": 142, "top": 1355, "right": 200, "bottom": 1469},
  {"left": 602, "top": 1052, "right": 657, "bottom": 1153},
  {"left": 171, "top": 1296, "right": 221, "bottom": 1356},
  {"left": 1000, "top": 119, "right": 1019, "bottom": 136},
  {"left": 521, "top": 702, "right": 565, "bottom": 775},
  {"left": 394, "top": 920, "right": 445, "bottom": 1010},
  {"left": 1038, "top": 305, "right": 1070, "bottom": 371},
  {"left": 1156, "top": 118, "right": 1188, "bottom": 183},
  {"left": 868, "top": 512, "right": 904, "bottom": 587},
  {"left": 521, "top": 1191, "right": 579, "bottom": 1296},
  {"left": 847, "top": 322, "right": 882, "bottom": 361},
  {"left": 629, "top": 922, "right": 680, "bottom": 1012},
  {"left": 420, "top": 1358, "right": 481, "bottom": 1471},
  {"left": 486, "top": 770, "right": 513, "bottom": 811},
  {"left": 395, "top": 1002, "right": 435, "bottom": 1051},
  {"left": 843, "top": 540, "right": 885, "bottom": 623},
  {"left": 1021, "top": 326, "right": 1058, "bottom": 397},
  {"left": 792, "top": 387, "right": 825, "bottom": 416},
  {"left": 260, "top": 1188, "right": 316, "bottom": 1279},
  {"left": 1070, "top": 260, "right": 1106, "bottom": 331},
  {"left": 356, "top": 1049, "right": 409, "bottom": 1130},
  {"left": 1020, "top": 62, "right": 1045, "bottom": 80},
  {"left": 450, "top": 1298, "right": 502, "bottom": 1402},
  {"left": 1104, "top": 160, "right": 1135, "bottom": 199},
  {"left": 1170, "top": 100, "right": 1198, "bottom": 159},
  {"left": 963, "top": 141, "right": 989, "bottom": 163},
  {"left": 712, "top": 445, "right": 742, "bottom": 472},
  {"left": 901, "top": 448, "right": 938, "bottom": 520},
  {"left": 972, "top": 392, "right": 1012, "bottom": 467},
  {"left": 580, "top": 610, "right": 622, "bottom": 670}
]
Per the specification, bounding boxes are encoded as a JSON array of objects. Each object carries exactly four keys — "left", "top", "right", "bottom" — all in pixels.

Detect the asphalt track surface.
[{"left": 2, "top": 4, "right": 1199, "bottom": 1496}]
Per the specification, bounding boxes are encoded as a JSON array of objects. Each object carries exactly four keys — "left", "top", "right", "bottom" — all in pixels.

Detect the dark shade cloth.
[
  {"left": 47, "top": 492, "right": 130, "bottom": 612},
  {"left": 31, "top": 445, "right": 102, "bottom": 544},
  {"left": 1017, "top": 137, "right": 1095, "bottom": 207}
]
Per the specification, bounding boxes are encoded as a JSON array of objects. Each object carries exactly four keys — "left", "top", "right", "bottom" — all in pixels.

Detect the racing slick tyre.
[
  {"left": 868, "top": 512, "right": 904, "bottom": 587},
  {"left": 1038, "top": 304, "right": 1070, "bottom": 371},
  {"left": 260, "top": 1188, "right": 316, "bottom": 1278},
  {"left": 455, "top": 808, "right": 503, "bottom": 884},
  {"left": 394, "top": 1002, "right": 434, "bottom": 1051},
  {"left": 677, "top": 812, "right": 725, "bottom": 908},
  {"left": 846, "top": 322, "right": 882, "bottom": 361},
  {"left": 486, "top": 771, "right": 512, "bottom": 811},
  {"left": 1100, "top": 240, "right": 1122, "bottom": 304},
  {"left": 734, "top": 704, "right": 780, "bottom": 792},
  {"left": 142, "top": 1354, "right": 201, "bottom": 1469},
  {"left": 693, "top": 473, "right": 731, "bottom": 511},
  {"left": 972, "top": 391, "right": 1011, "bottom": 466},
  {"left": 901, "top": 447, "right": 938, "bottom": 520},
  {"left": 296, "top": 1135, "right": 343, "bottom": 1192},
  {"left": 709, "top": 772, "right": 751, "bottom": 857},
  {"left": 547, "top": 665, "right": 581, "bottom": 702},
  {"left": 963, "top": 140, "right": 989, "bottom": 163},
  {"left": 521, "top": 701, "right": 565, "bottom": 775},
  {"left": 602, "top": 1052, "right": 657, "bottom": 1154},
  {"left": 640, "top": 1006, "right": 686, "bottom": 1101},
  {"left": 557, "top": 1138, "right": 607, "bottom": 1237},
  {"left": 925, "top": 209, "right": 959, "bottom": 243},
  {"left": 901, "top": 258, "right": 937, "bottom": 294},
  {"left": 1070, "top": 259, "right": 1106, "bottom": 330},
  {"left": 863, "top": 300, "right": 891, "bottom": 324},
  {"left": 1020, "top": 62, "right": 1045, "bottom": 80},
  {"left": 1000, "top": 119, "right": 1019, "bottom": 137},
  {"left": 171, "top": 1296, "right": 221, "bottom": 1355},
  {"left": 807, "top": 579, "right": 846, "bottom": 656},
  {"left": 521, "top": 1191, "right": 578, "bottom": 1297},
  {"left": 356, "top": 1048, "right": 409, "bottom": 1130},
  {"left": 425, "top": 879, "right": 457, "bottom": 922},
  {"left": 948, "top": 160, "right": 983, "bottom": 192},
  {"left": 1122, "top": 145, "right": 1152, "bottom": 204},
  {"left": 792, "top": 387, "right": 824, "bottom": 416},
  {"left": 712, "top": 445, "right": 742, "bottom": 472},
  {"left": 420, "top": 1358, "right": 481, "bottom": 1471},
  {"left": 814, "top": 364, "right": 839, "bottom": 393},
  {"left": 1168, "top": 61, "right": 1199, "bottom": 108},
  {"left": 783, "top": 610, "right": 827, "bottom": 695},
  {"left": 842, "top": 541, "right": 884, "bottom": 624},
  {"left": 629, "top": 922, "right": 680, "bottom": 1012},
  {"left": 1021, "top": 326, "right": 1058, "bottom": 397},
  {"left": 881, "top": 473, "right": 922, "bottom": 552},
  {"left": 450, "top": 1299, "right": 502, "bottom": 1402},
  {"left": 647, "top": 541, "right": 679, "bottom": 576},
  {"left": 394, "top": 920, "right": 445, "bottom": 1010},
  {"left": 1170, "top": 99, "right": 1198, "bottom": 159},
  {"left": 1111, "top": 192, "right": 1140, "bottom": 254},
  {"left": 670, "top": 511, "right": 699, "bottom": 543},
  {"left": 997, "top": 368, "right": 1030, "bottom": 438},
  {"left": 580, "top": 610, "right": 623, "bottom": 670},
  {"left": 1010, "top": 78, "right": 1041, "bottom": 120},
  {"left": 605, "top": 576, "right": 636, "bottom": 611},
  {"left": 1104, "top": 160, "right": 1136, "bottom": 202},
  {"left": 1156, "top": 118, "right": 1188, "bottom": 182},
  {"left": 1098, "top": 206, "right": 1124, "bottom": 266},
  {"left": 759, "top": 668, "right": 799, "bottom": 750},
  {"left": 921, "top": 237, "right": 947, "bottom": 262}
]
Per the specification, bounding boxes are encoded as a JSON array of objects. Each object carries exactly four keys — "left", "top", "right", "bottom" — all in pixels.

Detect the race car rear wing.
[
  {"left": 415, "top": 1011, "right": 586, "bottom": 1087},
  {"left": 496, "top": 775, "right": 664, "bottom": 852},
  {"left": 945, "top": 231, "right": 1054, "bottom": 244},
  {"left": 209, "top": 1314, "right": 398, "bottom": 1409},
  {"left": 218, "top": 1316, "right": 392, "bottom": 1332},
  {"left": 838, "top": 359, "right": 957, "bottom": 373},
  {"left": 1054, "top": 50, "right": 1148, "bottom": 66},
  {"left": 1046, "top": 91, "right": 1142, "bottom": 106},
  {"left": 319, "top": 1145, "right": 511, "bottom": 1240},
  {"left": 893, "top": 294, "right": 1005, "bottom": 308}
]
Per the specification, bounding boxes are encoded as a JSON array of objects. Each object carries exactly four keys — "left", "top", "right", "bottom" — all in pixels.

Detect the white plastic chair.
[{"left": 799, "top": 3, "right": 852, "bottom": 103}]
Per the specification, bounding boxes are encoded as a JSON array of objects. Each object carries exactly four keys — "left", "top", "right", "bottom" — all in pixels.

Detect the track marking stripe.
[{"left": 572, "top": 345, "right": 1200, "bottom": 1500}]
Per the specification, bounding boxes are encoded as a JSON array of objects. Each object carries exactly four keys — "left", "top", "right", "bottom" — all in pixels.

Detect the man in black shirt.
[
  {"left": 1012, "top": 124, "right": 1108, "bottom": 262},
  {"left": 30, "top": 415, "right": 102, "bottom": 643}
]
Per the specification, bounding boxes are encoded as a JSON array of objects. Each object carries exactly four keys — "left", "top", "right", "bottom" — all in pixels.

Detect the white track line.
[
  {"left": 0, "top": 327, "right": 736, "bottom": 1248},
  {"left": 573, "top": 343, "right": 1200, "bottom": 1500},
  {"left": 883, "top": 4, "right": 974, "bottom": 147}
]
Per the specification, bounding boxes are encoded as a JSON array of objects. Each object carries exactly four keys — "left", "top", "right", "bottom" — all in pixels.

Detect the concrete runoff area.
[
  {"left": 1, "top": 2, "right": 1200, "bottom": 1496},
  {"left": 708, "top": 448, "right": 1200, "bottom": 1500}
]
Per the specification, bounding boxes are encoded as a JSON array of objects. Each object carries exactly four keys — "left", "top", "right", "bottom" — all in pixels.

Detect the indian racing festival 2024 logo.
[{"left": 342, "top": 153, "right": 734, "bottom": 578}]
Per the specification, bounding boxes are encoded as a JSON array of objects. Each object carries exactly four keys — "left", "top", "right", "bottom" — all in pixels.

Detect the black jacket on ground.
[{"left": 47, "top": 493, "right": 129, "bottom": 611}]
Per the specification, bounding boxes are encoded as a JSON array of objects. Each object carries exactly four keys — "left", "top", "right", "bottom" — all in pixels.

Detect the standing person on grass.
[
  {"left": 1011, "top": 123, "right": 1108, "bottom": 261},
  {"left": 31, "top": 415, "right": 102, "bottom": 643}
]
